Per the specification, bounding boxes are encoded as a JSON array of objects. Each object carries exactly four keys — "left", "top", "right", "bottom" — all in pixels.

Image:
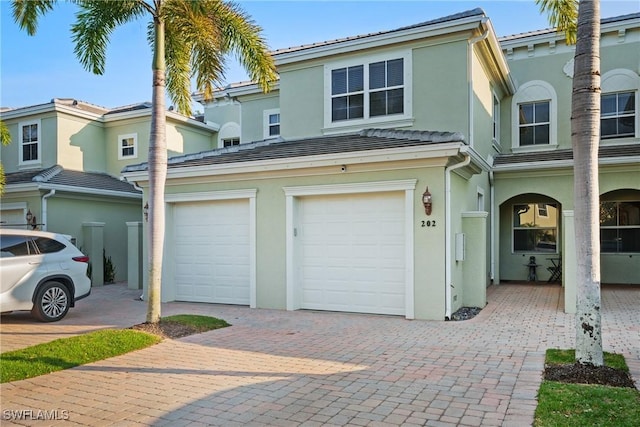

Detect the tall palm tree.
[
  {"left": 536, "top": 0, "right": 603, "bottom": 366},
  {"left": 0, "top": 120, "right": 11, "bottom": 195},
  {"left": 12, "top": 0, "right": 277, "bottom": 323}
]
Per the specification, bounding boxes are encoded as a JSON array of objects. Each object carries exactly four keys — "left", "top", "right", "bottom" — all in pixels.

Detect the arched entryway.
[{"left": 498, "top": 193, "right": 562, "bottom": 283}]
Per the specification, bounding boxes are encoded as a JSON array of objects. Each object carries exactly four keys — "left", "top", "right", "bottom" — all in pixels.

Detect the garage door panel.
[
  {"left": 298, "top": 192, "right": 405, "bottom": 316},
  {"left": 173, "top": 200, "right": 250, "bottom": 305}
]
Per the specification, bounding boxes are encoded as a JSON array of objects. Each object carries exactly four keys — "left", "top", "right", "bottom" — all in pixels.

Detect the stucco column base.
[
  {"left": 83, "top": 222, "right": 105, "bottom": 287},
  {"left": 126, "top": 222, "right": 143, "bottom": 290},
  {"left": 461, "top": 211, "right": 488, "bottom": 308}
]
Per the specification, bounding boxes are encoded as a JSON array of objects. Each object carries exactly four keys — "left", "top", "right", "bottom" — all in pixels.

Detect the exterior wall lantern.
[
  {"left": 422, "top": 187, "right": 432, "bottom": 216},
  {"left": 25, "top": 209, "right": 37, "bottom": 229},
  {"left": 143, "top": 202, "right": 149, "bottom": 222}
]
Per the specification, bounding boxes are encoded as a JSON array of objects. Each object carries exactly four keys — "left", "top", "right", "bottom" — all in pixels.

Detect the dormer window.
[
  {"left": 118, "top": 133, "right": 138, "bottom": 159},
  {"left": 19, "top": 120, "right": 41, "bottom": 165}
]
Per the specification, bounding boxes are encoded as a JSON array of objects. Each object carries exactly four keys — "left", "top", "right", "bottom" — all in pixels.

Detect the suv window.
[
  {"left": 34, "top": 237, "right": 66, "bottom": 253},
  {"left": 0, "top": 235, "right": 65, "bottom": 257}
]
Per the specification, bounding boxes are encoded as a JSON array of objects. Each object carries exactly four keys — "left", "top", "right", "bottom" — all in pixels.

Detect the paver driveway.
[{"left": 1, "top": 283, "right": 638, "bottom": 426}]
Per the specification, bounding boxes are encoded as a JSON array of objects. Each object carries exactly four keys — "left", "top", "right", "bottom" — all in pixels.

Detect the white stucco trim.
[
  {"left": 511, "top": 80, "right": 558, "bottom": 151},
  {"left": 283, "top": 179, "right": 417, "bottom": 319},
  {"left": 165, "top": 189, "right": 257, "bottom": 308}
]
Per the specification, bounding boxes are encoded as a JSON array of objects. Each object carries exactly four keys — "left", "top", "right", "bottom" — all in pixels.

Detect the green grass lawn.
[
  {"left": 535, "top": 349, "right": 640, "bottom": 427},
  {"left": 0, "top": 314, "right": 229, "bottom": 383}
]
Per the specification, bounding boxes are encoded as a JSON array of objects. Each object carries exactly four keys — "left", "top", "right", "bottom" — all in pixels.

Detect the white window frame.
[
  {"left": 492, "top": 92, "right": 501, "bottom": 148},
  {"left": 511, "top": 80, "right": 557, "bottom": 151},
  {"left": 18, "top": 119, "right": 41, "bottom": 166},
  {"left": 218, "top": 122, "right": 241, "bottom": 148},
  {"left": 263, "top": 109, "right": 280, "bottom": 139},
  {"left": 600, "top": 69, "right": 639, "bottom": 143},
  {"left": 323, "top": 51, "right": 413, "bottom": 133},
  {"left": 117, "top": 133, "right": 138, "bottom": 160}
]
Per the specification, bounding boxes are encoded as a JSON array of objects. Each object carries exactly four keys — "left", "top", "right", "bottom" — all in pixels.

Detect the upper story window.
[
  {"left": 264, "top": 109, "right": 280, "bottom": 138},
  {"left": 601, "top": 92, "right": 635, "bottom": 139},
  {"left": 218, "top": 122, "right": 241, "bottom": 148},
  {"left": 600, "top": 200, "right": 640, "bottom": 253},
  {"left": 118, "top": 133, "right": 138, "bottom": 160},
  {"left": 513, "top": 203, "right": 558, "bottom": 253},
  {"left": 18, "top": 120, "right": 41, "bottom": 165},
  {"left": 518, "top": 101, "right": 550, "bottom": 146},
  {"left": 324, "top": 51, "right": 412, "bottom": 131},
  {"left": 511, "top": 80, "right": 557, "bottom": 150},
  {"left": 492, "top": 93, "right": 500, "bottom": 144},
  {"left": 600, "top": 69, "right": 639, "bottom": 142},
  {"left": 223, "top": 137, "right": 240, "bottom": 147}
]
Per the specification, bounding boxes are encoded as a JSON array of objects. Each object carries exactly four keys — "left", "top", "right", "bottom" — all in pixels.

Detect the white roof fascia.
[
  {"left": 2, "top": 182, "right": 141, "bottom": 199},
  {"left": 482, "top": 20, "right": 516, "bottom": 94},
  {"left": 123, "top": 143, "right": 464, "bottom": 182},
  {"left": 500, "top": 16, "right": 640, "bottom": 50},
  {"left": 0, "top": 103, "right": 102, "bottom": 121},
  {"left": 195, "top": 81, "right": 282, "bottom": 104},
  {"left": 492, "top": 156, "right": 640, "bottom": 172},
  {"left": 102, "top": 109, "right": 218, "bottom": 131},
  {"left": 274, "top": 19, "right": 482, "bottom": 65}
]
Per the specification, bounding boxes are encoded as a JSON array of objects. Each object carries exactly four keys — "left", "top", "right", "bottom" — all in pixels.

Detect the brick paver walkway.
[{"left": 1, "top": 283, "right": 638, "bottom": 426}]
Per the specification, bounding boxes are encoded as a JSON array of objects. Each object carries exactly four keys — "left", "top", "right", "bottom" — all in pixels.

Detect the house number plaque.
[{"left": 421, "top": 220, "right": 436, "bottom": 227}]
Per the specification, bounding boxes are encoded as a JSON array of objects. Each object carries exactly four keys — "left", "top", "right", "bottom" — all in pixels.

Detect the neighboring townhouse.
[
  {"left": 0, "top": 98, "right": 218, "bottom": 286},
  {"left": 494, "top": 12, "right": 640, "bottom": 311}
]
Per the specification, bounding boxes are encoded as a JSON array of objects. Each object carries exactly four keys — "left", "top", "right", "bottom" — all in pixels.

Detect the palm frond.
[
  {"left": 535, "top": 0, "right": 578, "bottom": 44},
  {"left": 12, "top": 0, "right": 57, "bottom": 36},
  {"left": 71, "top": 0, "right": 148, "bottom": 75}
]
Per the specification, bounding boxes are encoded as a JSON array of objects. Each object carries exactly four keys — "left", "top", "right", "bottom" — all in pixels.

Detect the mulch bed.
[
  {"left": 544, "top": 363, "right": 636, "bottom": 388},
  {"left": 130, "top": 321, "right": 201, "bottom": 339}
]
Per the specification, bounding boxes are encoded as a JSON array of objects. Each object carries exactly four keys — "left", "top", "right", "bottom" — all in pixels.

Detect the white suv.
[{"left": 0, "top": 229, "right": 91, "bottom": 322}]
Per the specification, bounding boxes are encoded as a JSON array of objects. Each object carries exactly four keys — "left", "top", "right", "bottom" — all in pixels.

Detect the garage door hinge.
[{"left": 294, "top": 228, "right": 298, "bottom": 237}]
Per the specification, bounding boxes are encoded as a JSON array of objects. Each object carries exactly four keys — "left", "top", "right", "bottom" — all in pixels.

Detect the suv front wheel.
[{"left": 32, "top": 281, "right": 71, "bottom": 322}]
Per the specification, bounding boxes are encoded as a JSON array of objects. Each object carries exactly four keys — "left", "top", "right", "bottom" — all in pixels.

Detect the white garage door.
[
  {"left": 297, "top": 192, "right": 406, "bottom": 315},
  {"left": 173, "top": 199, "right": 250, "bottom": 305}
]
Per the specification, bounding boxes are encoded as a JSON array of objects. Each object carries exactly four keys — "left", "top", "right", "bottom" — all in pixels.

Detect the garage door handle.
[{"left": 28, "top": 261, "right": 41, "bottom": 265}]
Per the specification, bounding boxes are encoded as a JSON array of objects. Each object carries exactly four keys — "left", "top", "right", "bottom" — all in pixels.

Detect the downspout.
[
  {"left": 489, "top": 170, "right": 496, "bottom": 283},
  {"left": 41, "top": 189, "right": 56, "bottom": 231},
  {"left": 445, "top": 151, "right": 471, "bottom": 320},
  {"left": 467, "top": 21, "right": 489, "bottom": 149}
]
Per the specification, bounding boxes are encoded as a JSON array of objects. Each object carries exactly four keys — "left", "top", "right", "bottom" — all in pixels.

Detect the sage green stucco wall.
[
  {"left": 57, "top": 112, "right": 105, "bottom": 172},
  {"left": 239, "top": 94, "right": 280, "bottom": 143},
  {"left": 148, "top": 161, "right": 453, "bottom": 320},
  {"left": 495, "top": 166, "right": 640, "bottom": 284},
  {"left": 46, "top": 195, "right": 142, "bottom": 283},
  {"left": 412, "top": 40, "right": 468, "bottom": 136},
  {"left": 1, "top": 114, "right": 58, "bottom": 173},
  {"left": 279, "top": 64, "right": 325, "bottom": 139},
  {"left": 104, "top": 119, "right": 214, "bottom": 176}
]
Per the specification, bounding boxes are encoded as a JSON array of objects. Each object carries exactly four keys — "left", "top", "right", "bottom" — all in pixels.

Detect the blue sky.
[{"left": 1, "top": 0, "right": 638, "bottom": 110}]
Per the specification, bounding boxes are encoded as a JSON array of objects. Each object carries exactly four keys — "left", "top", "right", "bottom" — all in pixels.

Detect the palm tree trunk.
[
  {"left": 572, "top": 0, "right": 603, "bottom": 366},
  {"left": 146, "top": 15, "right": 167, "bottom": 324}
]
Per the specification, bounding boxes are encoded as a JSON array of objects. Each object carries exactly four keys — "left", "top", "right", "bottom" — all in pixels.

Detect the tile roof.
[
  {"left": 5, "top": 166, "right": 141, "bottom": 195},
  {"left": 493, "top": 144, "right": 640, "bottom": 166},
  {"left": 271, "top": 9, "right": 485, "bottom": 56},
  {"left": 499, "top": 12, "right": 640, "bottom": 43},
  {"left": 123, "top": 128, "right": 466, "bottom": 172}
]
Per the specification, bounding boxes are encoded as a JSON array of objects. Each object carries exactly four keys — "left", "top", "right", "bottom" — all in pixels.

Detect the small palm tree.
[
  {"left": 12, "top": 0, "right": 278, "bottom": 323},
  {"left": 0, "top": 120, "right": 11, "bottom": 195},
  {"left": 536, "top": 0, "right": 603, "bottom": 366}
]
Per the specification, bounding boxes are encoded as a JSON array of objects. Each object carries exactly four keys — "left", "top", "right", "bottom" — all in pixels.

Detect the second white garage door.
[
  {"left": 297, "top": 192, "right": 406, "bottom": 315},
  {"left": 173, "top": 199, "right": 250, "bottom": 305}
]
